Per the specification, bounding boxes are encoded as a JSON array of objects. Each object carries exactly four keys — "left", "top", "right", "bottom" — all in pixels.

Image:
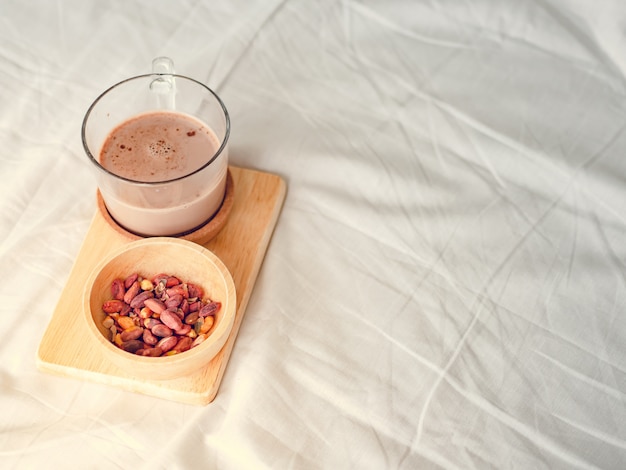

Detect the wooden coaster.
[
  {"left": 37, "top": 166, "right": 286, "bottom": 405},
  {"left": 96, "top": 169, "right": 235, "bottom": 245}
]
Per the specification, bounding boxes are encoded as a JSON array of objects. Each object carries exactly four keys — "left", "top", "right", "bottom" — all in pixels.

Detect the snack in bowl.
[
  {"left": 101, "top": 271, "right": 222, "bottom": 357},
  {"left": 83, "top": 237, "right": 236, "bottom": 380}
]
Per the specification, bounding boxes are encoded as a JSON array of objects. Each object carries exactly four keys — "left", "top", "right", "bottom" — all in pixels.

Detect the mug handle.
[{"left": 150, "top": 56, "right": 175, "bottom": 109}]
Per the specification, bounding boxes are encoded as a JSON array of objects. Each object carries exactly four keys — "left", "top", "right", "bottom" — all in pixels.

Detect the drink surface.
[{"left": 99, "top": 111, "right": 220, "bottom": 182}]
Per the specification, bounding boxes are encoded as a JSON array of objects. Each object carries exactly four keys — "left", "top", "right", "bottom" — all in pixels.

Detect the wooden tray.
[{"left": 37, "top": 166, "right": 286, "bottom": 405}]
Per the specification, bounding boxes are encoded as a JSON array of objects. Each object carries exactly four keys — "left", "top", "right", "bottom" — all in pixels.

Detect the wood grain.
[{"left": 37, "top": 166, "right": 286, "bottom": 405}]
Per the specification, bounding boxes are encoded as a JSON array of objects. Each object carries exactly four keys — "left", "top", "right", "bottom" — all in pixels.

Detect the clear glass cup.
[{"left": 82, "top": 57, "right": 230, "bottom": 237}]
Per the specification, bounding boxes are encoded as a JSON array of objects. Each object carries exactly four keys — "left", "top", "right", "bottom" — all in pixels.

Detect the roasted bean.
[
  {"left": 124, "top": 273, "right": 138, "bottom": 289},
  {"left": 123, "top": 280, "right": 140, "bottom": 304},
  {"left": 143, "top": 297, "right": 166, "bottom": 314},
  {"left": 159, "top": 309, "right": 183, "bottom": 331},
  {"left": 173, "top": 336, "right": 193, "bottom": 353},
  {"left": 165, "top": 294, "right": 183, "bottom": 310},
  {"left": 129, "top": 290, "right": 154, "bottom": 309},
  {"left": 156, "top": 335, "right": 178, "bottom": 353},
  {"left": 102, "top": 299, "right": 125, "bottom": 313},
  {"left": 175, "top": 324, "right": 192, "bottom": 336},
  {"left": 120, "top": 326, "right": 143, "bottom": 342},
  {"left": 199, "top": 301, "right": 221, "bottom": 317},
  {"left": 184, "top": 311, "right": 199, "bottom": 325},
  {"left": 152, "top": 323, "right": 173, "bottom": 338},
  {"left": 111, "top": 278, "right": 125, "bottom": 301},
  {"left": 142, "top": 328, "right": 158, "bottom": 346},
  {"left": 121, "top": 339, "right": 144, "bottom": 353}
]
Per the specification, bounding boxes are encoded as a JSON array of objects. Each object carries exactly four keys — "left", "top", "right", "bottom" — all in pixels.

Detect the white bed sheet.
[{"left": 1, "top": 0, "right": 626, "bottom": 468}]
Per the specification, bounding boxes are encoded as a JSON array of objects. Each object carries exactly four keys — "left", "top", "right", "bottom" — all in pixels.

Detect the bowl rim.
[{"left": 82, "top": 237, "right": 236, "bottom": 371}]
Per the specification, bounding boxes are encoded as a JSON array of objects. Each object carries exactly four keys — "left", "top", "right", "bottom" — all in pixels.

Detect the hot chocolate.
[{"left": 98, "top": 110, "right": 227, "bottom": 236}]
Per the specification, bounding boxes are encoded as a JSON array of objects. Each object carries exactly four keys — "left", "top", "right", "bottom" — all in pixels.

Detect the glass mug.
[{"left": 82, "top": 57, "right": 230, "bottom": 237}]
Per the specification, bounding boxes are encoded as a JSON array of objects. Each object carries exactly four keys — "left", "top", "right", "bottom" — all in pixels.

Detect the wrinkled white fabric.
[{"left": 1, "top": 0, "right": 626, "bottom": 468}]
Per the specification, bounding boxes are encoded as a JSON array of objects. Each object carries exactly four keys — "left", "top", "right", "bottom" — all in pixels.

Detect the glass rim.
[{"left": 81, "top": 73, "right": 230, "bottom": 186}]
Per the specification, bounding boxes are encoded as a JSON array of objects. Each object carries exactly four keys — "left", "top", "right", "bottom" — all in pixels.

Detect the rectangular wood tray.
[{"left": 37, "top": 166, "right": 286, "bottom": 405}]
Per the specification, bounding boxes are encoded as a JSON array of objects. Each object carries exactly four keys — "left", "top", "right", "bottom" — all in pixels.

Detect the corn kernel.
[
  {"left": 117, "top": 316, "right": 135, "bottom": 330},
  {"left": 200, "top": 316, "right": 214, "bottom": 334},
  {"left": 139, "top": 307, "right": 153, "bottom": 319}
]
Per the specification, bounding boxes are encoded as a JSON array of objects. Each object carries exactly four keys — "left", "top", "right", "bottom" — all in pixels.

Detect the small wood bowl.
[{"left": 83, "top": 237, "right": 236, "bottom": 380}]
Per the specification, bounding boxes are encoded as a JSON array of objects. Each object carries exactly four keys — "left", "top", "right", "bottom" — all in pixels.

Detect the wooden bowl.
[{"left": 83, "top": 237, "right": 236, "bottom": 380}]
